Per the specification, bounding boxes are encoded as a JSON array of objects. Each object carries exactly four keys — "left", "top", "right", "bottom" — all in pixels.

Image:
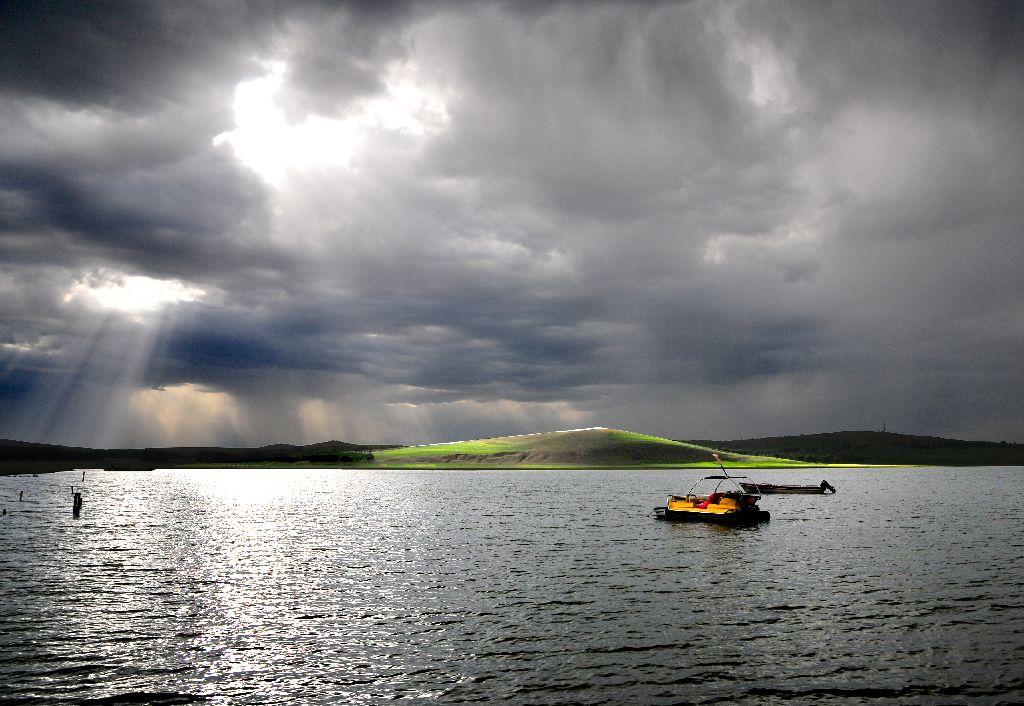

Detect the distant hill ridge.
[
  {"left": 0, "top": 438, "right": 397, "bottom": 473},
  {"left": 3, "top": 428, "right": 1023, "bottom": 473},
  {"left": 689, "top": 430, "right": 1024, "bottom": 466}
]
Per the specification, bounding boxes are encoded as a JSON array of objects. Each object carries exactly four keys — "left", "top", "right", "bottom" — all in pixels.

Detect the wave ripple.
[{"left": 2, "top": 467, "right": 1023, "bottom": 704}]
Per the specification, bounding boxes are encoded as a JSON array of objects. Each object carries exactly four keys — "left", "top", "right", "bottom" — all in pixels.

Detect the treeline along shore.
[
  {"left": 2, "top": 429, "right": 1023, "bottom": 474},
  {"left": 0, "top": 439, "right": 397, "bottom": 474},
  {"left": 688, "top": 430, "right": 1024, "bottom": 466}
]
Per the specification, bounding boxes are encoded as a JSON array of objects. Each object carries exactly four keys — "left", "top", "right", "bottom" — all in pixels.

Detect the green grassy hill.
[
  {"left": 12, "top": 428, "right": 1017, "bottom": 473},
  {"left": 371, "top": 428, "right": 800, "bottom": 468},
  {"left": 689, "top": 431, "right": 1024, "bottom": 466}
]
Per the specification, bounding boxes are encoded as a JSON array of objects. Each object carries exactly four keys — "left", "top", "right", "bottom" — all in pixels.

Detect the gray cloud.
[
  {"left": 1, "top": 1, "right": 1022, "bottom": 446},
  {"left": 0, "top": 1, "right": 274, "bottom": 110}
]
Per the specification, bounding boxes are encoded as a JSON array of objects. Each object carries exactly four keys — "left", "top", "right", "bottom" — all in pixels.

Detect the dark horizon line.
[{"left": 3, "top": 427, "right": 1023, "bottom": 453}]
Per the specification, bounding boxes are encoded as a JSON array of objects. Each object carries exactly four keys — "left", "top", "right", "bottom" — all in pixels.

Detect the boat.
[
  {"left": 740, "top": 480, "right": 836, "bottom": 494},
  {"left": 655, "top": 456, "right": 770, "bottom": 524}
]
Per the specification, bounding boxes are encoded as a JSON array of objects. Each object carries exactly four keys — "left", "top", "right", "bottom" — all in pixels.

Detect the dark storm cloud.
[
  {"left": 1, "top": 1, "right": 1023, "bottom": 445},
  {"left": 744, "top": 0, "right": 1024, "bottom": 111},
  {"left": 272, "top": 1, "right": 422, "bottom": 119},
  {"left": 0, "top": 155, "right": 271, "bottom": 275},
  {"left": 152, "top": 278, "right": 606, "bottom": 407},
  {"left": 0, "top": 0, "right": 273, "bottom": 110}
]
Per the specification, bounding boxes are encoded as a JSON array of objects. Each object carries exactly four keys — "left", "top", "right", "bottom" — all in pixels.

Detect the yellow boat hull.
[{"left": 655, "top": 494, "right": 770, "bottom": 524}]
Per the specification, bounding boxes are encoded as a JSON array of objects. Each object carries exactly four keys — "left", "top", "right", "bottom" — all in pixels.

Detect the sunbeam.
[{"left": 3, "top": 269, "right": 209, "bottom": 447}]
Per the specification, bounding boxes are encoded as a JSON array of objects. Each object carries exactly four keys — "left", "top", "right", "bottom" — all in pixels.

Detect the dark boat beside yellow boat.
[
  {"left": 655, "top": 456, "right": 770, "bottom": 524},
  {"left": 740, "top": 480, "right": 836, "bottom": 494}
]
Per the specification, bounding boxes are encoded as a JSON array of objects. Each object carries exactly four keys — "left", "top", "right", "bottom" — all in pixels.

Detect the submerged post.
[{"left": 71, "top": 486, "right": 83, "bottom": 517}]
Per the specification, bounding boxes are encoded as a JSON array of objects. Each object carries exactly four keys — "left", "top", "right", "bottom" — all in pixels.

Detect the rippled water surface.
[{"left": 2, "top": 467, "right": 1023, "bottom": 704}]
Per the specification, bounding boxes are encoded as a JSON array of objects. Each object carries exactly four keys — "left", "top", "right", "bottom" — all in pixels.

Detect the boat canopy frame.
[
  {"left": 684, "top": 454, "right": 761, "bottom": 499},
  {"left": 684, "top": 473, "right": 761, "bottom": 499}
]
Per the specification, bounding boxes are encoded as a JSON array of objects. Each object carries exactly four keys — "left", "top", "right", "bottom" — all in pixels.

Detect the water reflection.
[{"left": 1, "top": 467, "right": 1023, "bottom": 703}]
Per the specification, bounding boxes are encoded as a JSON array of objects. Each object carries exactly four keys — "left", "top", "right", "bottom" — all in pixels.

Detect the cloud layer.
[{"left": 2, "top": 1, "right": 1022, "bottom": 446}]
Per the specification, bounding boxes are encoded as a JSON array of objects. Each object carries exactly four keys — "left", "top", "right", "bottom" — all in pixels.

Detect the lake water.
[{"left": 1, "top": 467, "right": 1023, "bottom": 705}]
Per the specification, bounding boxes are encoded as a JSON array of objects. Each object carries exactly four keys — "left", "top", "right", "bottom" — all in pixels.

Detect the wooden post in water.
[{"left": 71, "top": 486, "right": 83, "bottom": 517}]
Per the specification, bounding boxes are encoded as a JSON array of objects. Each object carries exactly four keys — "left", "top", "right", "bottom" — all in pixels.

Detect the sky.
[{"left": 1, "top": 0, "right": 1022, "bottom": 448}]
